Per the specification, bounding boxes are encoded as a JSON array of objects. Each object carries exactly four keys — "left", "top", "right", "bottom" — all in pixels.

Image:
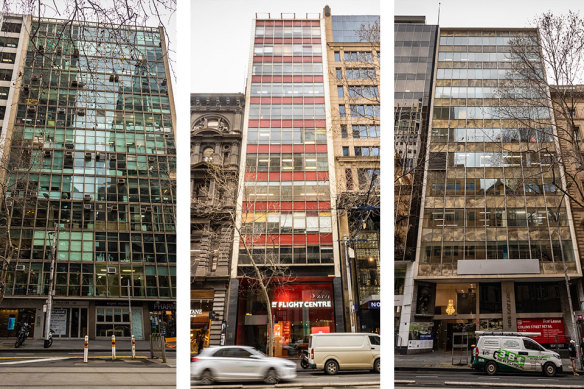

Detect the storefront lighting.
[
  {"left": 368, "top": 257, "right": 374, "bottom": 262},
  {"left": 446, "top": 299, "right": 455, "bottom": 315}
]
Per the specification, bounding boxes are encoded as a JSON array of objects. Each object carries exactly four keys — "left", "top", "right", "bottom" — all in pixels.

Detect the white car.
[{"left": 191, "top": 345, "right": 297, "bottom": 385}]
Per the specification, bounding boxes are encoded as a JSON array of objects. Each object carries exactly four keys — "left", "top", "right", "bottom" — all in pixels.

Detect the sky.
[
  {"left": 191, "top": 0, "right": 380, "bottom": 93},
  {"left": 395, "top": 0, "right": 584, "bottom": 27}
]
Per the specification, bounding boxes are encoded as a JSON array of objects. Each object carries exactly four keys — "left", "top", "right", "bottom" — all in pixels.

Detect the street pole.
[
  {"left": 557, "top": 194, "right": 581, "bottom": 370},
  {"left": 44, "top": 228, "right": 56, "bottom": 348},
  {"left": 127, "top": 279, "right": 133, "bottom": 337},
  {"left": 344, "top": 237, "right": 356, "bottom": 332}
]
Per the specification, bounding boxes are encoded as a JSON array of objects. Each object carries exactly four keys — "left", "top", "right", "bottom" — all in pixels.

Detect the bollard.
[
  {"left": 131, "top": 335, "right": 136, "bottom": 360},
  {"left": 111, "top": 335, "right": 116, "bottom": 360},
  {"left": 83, "top": 335, "right": 88, "bottom": 363}
]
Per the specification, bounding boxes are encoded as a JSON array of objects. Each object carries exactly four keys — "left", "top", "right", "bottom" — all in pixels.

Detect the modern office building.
[
  {"left": 399, "top": 27, "right": 582, "bottom": 353},
  {"left": 191, "top": 93, "right": 244, "bottom": 350},
  {"left": 225, "top": 10, "right": 345, "bottom": 355},
  {"left": 393, "top": 16, "right": 438, "bottom": 351},
  {"left": 0, "top": 16, "right": 176, "bottom": 340},
  {"left": 324, "top": 7, "right": 380, "bottom": 333}
]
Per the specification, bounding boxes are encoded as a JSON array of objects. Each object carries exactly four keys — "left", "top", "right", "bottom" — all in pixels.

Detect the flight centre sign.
[{"left": 271, "top": 300, "right": 332, "bottom": 309}]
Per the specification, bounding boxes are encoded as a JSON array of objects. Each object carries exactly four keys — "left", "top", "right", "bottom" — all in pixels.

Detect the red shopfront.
[{"left": 236, "top": 278, "right": 335, "bottom": 356}]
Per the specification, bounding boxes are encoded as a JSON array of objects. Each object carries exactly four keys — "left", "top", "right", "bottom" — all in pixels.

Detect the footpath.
[{"left": 395, "top": 350, "right": 577, "bottom": 373}]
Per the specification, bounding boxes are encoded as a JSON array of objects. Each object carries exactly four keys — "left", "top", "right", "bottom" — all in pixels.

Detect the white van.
[
  {"left": 472, "top": 331, "right": 562, "bottom": 377},
  {"left": 308, "top": 333, "right": 380, "bottom": 375}
]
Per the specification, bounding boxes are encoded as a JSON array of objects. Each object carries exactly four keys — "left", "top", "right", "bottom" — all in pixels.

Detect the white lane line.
[
  {"left": 0, "top": 358, "right": 70, "bottom": 365},
  {"left": 415, "top": 375, "right": 438, "bottom": 377}
]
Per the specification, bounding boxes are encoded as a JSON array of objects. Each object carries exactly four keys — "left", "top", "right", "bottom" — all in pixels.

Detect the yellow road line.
[{"left": 0, "top": 356, "right": 148, "bottom": 360}]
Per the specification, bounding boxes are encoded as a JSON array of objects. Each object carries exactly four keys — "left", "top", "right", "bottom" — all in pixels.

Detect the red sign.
[
  {"left": 311, "top": 326, "right": 330, "bottom": 334},
  {"left": 516, "top": 318, "right": 566, "bottom": 343}
]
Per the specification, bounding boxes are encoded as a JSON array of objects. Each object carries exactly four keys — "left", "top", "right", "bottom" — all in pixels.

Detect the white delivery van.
[
  {"left": 308, "top": 333, "right": 380, "bottom": 375},
  {"left": 472, "top": 331, "right": 562, "bottom": 377}
]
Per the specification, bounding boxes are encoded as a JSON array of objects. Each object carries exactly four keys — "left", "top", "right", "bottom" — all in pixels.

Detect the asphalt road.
[
  {"left": 0, "top": 366, "right": 176, "bottom": 388},
  {"left": 191, "top": 369, "right": 380, "bottom": 388},
  {"left": 396, "top": 368, "right": 584, "bottom": 388},
  {"left": 0, "top": 350, "right": 176, "bottom": 368}
]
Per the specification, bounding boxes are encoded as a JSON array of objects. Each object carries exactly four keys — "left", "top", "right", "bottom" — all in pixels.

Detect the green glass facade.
[{"left": 1, "top": 18, "right": 175, "bottom": 338}]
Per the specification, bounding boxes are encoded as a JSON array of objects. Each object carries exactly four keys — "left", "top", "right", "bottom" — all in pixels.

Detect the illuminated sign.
[
  {"left": 271, "top": 301, "right": 331, "bottom": 309},
  {"left": 191, "top": 309, "right": 203, "bottom": 317}
]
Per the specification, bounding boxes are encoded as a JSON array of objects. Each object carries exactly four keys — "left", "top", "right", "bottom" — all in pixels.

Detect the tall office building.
[
  {"left": 399, "top": 27, "right": 581, "bottom": 353},
  {"left": 324, "top": 7, "right": 380, "bottom": 333},
  {"left": 393, "top": 16, "right": 438, "bottom": 351},
  {"left": 0, "top": 16, "right": 176, "bottom": 340},
  {"left": 191, "top": 93, "right": 244, "bottom": 349},
  {"left": 225, "top": 11, "right": 345, "bottom": 354}
]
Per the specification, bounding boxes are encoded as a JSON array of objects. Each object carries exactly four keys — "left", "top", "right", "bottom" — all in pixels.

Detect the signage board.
[
  {"left": 51, "top": 309, "right": 68, "bottom": 336},
  {"left": 368, "top": 301, "right": 380, "bottom": 309},
  {"left": 271, "top": 300, "right": 331, "bottom": 309},
  {"left": 516, "top": 318, "right": 566, "bottom": 343}
]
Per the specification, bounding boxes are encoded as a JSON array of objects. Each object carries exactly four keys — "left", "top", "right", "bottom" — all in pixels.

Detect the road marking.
[
  {"left": 415, "top": 375, "right": 438, "bottom": 377},
  {"left": 0, "top": 358, "right": 70, "bottom": 365},
  {"left": 0, "top": 356, "right": 148, "bottom": 360}
]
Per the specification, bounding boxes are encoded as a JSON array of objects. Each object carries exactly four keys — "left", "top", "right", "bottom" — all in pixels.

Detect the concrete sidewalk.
[
  {"left": 395, "top": 350, "right": 577, "bottom": 373},
  {"left": 0, "top": 338, "right": 168, "bottom": 352}
]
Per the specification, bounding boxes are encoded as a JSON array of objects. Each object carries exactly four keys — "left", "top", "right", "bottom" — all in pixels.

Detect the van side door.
[
  {"left": 369, "top": 335, "right": 380, "bottom": 367},
  {"left": 522, "top": 338, "right": 545, "bottom": 372}
]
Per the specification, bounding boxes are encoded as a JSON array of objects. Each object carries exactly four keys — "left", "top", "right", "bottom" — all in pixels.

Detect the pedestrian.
[
  {"left": 197, "top": 336, "right": 204, "bottom": 355},
  {"left": 569, "top": 339, "right": 579, "bottom": 376},
  {"left": 580, "top": 338, "right": 584, "bottom": 371}
]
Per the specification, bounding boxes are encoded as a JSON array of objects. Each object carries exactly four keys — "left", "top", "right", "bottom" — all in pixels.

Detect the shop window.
[{"left": 515, "top": 282, "right": 562, "bottom": 313}]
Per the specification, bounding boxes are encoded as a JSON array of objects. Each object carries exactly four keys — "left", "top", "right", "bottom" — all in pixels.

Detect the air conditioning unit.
[
  {"left": 109, "top": 154, "right": 117, "bottom": 160},
  {"left": 70, "top": 80, "right": 85, "bottom": 88},
  {"left": 161, "top": 79, "right": 167, "bottom": 86},
  {"left": 77, "top": 110, "right": 85, "bottom": 116},
  {"left": 27, "top": 106, "right": 37, "bottom": 113},
  {"left": 107, "top": 267, "right": 116, "bottom": 274},
  {"left": 43, "top": 150, "right": 52, "bottom": 157},
  {"left": 57, "top": 108, "right": 66, "bottom": 115},
  {"left": 65, "top": 142, "right": 74, "bottom": 149},
  {"left": 83, "top": 204, "right": 92, "bottom": 210},
  {"left": 15, "top": 264, "right": 26, "bottom": 271},
  {"left": 95, "top": 152, "right": 102, "bottom": 160},
  {"left": 84, "top": 152, "right": 92, "bottom": 159},
  {"left": 148, "top": 156, "right": 155, "bottom": 162},
  {"left": 117, "top": 178, "right": 126, "bottom": 184},
  {"left": 65, "top": 151, "right": 73, "bottom": 158},
  {"left": 83, "top": 194, "right": 92, "bottom": 202},
  {"left": 109, "top": 74, "right": 119, "bottom": 82}
]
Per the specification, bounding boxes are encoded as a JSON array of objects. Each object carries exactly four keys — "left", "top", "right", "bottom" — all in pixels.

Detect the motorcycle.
[
  {"left": 44, "top": 329, "right": 55, "bottom": 348},
  {"left": 14, "top": 322, "right": 31, "bottom": 348},
  {"left": 300, "top": 349, "right": 310, "bottom": 369}
]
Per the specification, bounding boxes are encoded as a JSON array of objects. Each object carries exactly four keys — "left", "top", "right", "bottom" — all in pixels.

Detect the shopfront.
[
  {"left": 191, "top": 290, "right": 214, "bottom": 353},
  {"left": 0, "top": 308, "right": 36, "bottom": 338},
  {"left": 149, "top": 301, "right": 176, "bottom": 339},
  {"left": 236, "top": 279, "right": 336, "bottom": 357}
]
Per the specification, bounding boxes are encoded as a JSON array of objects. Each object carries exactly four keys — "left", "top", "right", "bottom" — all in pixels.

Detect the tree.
[{"left": 192, "top": 151, "right": 295, "bottom": 357}]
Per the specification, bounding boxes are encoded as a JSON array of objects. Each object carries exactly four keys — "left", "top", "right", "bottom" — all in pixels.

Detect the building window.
[
  {"left": 339, "top": 105, "right": 346, "bottom": 117},
  {"left": 337, "top": 86, "right": 344, "bottom": 97},
  {"left": 334, "top": 51, "right": 340, "bottom": 62},
  {"left": 336, "top": 68, "right": 342, "bottom": 79},
  {"left": 340, "top": 125, "right": 348, "bottom": 138},
  {"left": 345, "top": 168, "right": 353, "bottom": 190},
  {"left": 342, "top": 146, "right": 349, "bottom": 157}
]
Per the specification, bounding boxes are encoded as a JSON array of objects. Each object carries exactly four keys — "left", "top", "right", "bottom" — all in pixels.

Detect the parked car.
[
  {"left": 472, "top": 331, "right": 563, "bottom": 377},
  {"left": 308, "top": 333, "right": 380, "bottom": 375},
  {"left": 191, "top": 345, "right": 297, "bottom": 385}
]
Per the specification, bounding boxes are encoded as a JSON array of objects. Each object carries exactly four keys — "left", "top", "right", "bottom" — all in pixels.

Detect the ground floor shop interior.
[
  {"left": 402, "top": 280, "right": 580, "bottom": 353},
  {"left": 0, "top": 299, "right": 175, "bottom": 340}
]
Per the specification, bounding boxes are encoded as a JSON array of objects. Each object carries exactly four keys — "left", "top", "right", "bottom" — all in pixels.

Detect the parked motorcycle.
[
  {"left": 14, "top": 322, "right": 32, "bottom": 348},
  {"left": 300, "top": 349, "right": 310, "bottom": 369}
]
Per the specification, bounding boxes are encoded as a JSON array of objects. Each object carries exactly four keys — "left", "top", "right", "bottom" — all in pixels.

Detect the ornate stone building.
[{"left": 191, "top": 93, "right": 244, "bottom": 348}]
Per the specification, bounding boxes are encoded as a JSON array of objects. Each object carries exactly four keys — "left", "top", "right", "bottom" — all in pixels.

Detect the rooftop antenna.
[{"left": 437, "top": 2, "right": 441, "bottom": 25}]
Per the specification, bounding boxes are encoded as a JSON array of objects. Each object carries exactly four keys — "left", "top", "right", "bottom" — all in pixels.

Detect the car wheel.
[
  {"left": 324, "top": 359, "right": 339, "bottom": 375},
  {"left": 373, "top": 358, "right": 380, "bottom": 374},
  {"left": 485, "top": 361, "right": 498, "bottom": 376},
  {"left": 264, "top": 368, "right": 279, "bottom": 385},
  {"left": 200, "top": 369, "right": 214, "bottom": 385},
  {"left": 543, "top": 362, "right": 557, "bottom": 377}
]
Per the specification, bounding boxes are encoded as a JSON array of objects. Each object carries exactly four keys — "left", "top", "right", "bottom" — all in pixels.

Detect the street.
[
  {"left": 191, "top": 369, "right": 380, "bottom": 388},
  {"left": 396, "top": 368, "right": 584, "bottom": 388}
]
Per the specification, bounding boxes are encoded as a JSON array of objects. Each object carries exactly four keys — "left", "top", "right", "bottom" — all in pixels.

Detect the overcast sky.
[
  {"left": 191, "top": 0, "right": 379, "bottom": 93},
  {"left": 395, "top": 0, "right": 583, "bottom": 27}
]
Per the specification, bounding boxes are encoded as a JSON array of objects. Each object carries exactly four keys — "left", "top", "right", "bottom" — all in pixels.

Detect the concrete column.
[
  {"left": 397, "top": 262, "right": 416, "bottom": 350},
  {"left": 225, "top": 278, "right": 239, "bottom": 345},
  {"left": 501, "top": 281, "right": 517, "bottom": 331}
]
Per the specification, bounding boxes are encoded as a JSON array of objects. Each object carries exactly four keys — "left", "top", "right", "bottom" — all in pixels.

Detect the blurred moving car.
[
  {"left": 308, "top": 333, "right": 380, "bottom": 375},
  {"left": 191, "top": 345, "right": 297, "bottom": 385}
]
